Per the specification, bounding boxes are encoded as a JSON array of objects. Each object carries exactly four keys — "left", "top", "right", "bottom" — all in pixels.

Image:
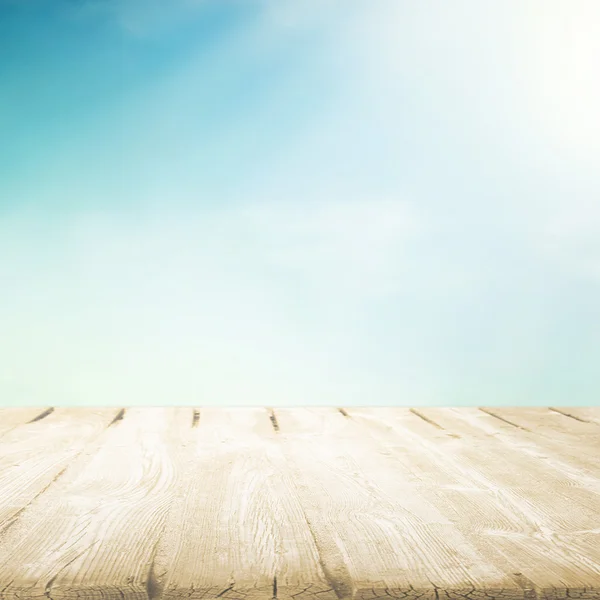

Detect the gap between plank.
[
  {"left": 267, "top": 408, "right": 280, "bottom": 433},
  {"left": 0, "top": 467, "right": 67, "bottom": 538},
  {"left": 108, "top": 408, "right": 126, "bottom": 427},
  {"left": 409, "top": 408, "right": 444, "bottom": 430},
  {"left": 549, "top": 407, "right": 591, "bottom": 424},
  {"left": 28, "top": 407, "right": 55, "bottom": 423},
  {"left": 478, "top": 408, "right": 532, "bottom": 432}
]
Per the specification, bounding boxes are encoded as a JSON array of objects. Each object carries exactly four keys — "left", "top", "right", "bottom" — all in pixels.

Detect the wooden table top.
[{"left": 0, "top": 407, "right": 599, "bottom": 600}]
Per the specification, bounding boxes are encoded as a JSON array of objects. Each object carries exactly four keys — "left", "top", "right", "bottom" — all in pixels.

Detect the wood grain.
[
  {"left": 346, "top": 408, "right": 600, "bottom": 595},
  {"left": 549, "top": 407, "right": 600, "bottom": 427},
  {"left": 0, "top": 407, "right": 119, "bottom": 533},
  {"left": 154, "top": 408, "right": 337, "bottom": 600},
  {"left": 274, "top": 408, "right": 518, "bottom": 599},
  {"left": 457, "top": 407, "right": 600, "bottom": 475},
  {"left": 0, "top": 407, "right": 599, "bottom": 600},
  {"left": 0, "top": 407, "right": 55, "bottom": 437},
  {"left": 0, "top": 407, "right": 191, "bottom": 599}
]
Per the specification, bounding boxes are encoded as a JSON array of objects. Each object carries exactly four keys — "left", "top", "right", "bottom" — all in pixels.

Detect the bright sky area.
[{"left": 1, "top": 0, "right": 599, "bottom": 406}]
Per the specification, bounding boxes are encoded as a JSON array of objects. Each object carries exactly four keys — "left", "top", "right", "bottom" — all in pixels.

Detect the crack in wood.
[
  {"left": 216, "top": 584, "right": 235, "bottom": 597},
  {"left": 510, "top": 572, "right": 539, "bottom": 599}
]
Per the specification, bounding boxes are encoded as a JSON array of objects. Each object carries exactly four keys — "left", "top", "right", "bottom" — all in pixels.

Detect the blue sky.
[{"left": 1, "top": 0, "right": 599, "bottom": 406}]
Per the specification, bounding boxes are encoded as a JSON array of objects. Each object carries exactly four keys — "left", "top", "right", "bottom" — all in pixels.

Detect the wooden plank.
[
  {"left": 154, "top": 407, "right": 337, "bottom": 600},
  {"left": 0, "top": 407, "right": 55, "bottom": 437},
  {"left": 346, "top": 407, "right": 600, "bottom": 596},
  {"left": 0, "top": 407, "right": 599, "bottom": 599},
  {"left": 549, "top": 407, "right": 600, "bottom": 426},
  {"left": 273, "top": 407, "right": 517, "bottom": 600},
  {"left": 0, "top": 407, "right": 192, "bottom": 600},
  {"left": 486, "top": 406, "right": 600, "bottom": 436},
  {"left": 460, "top": 407, "right": 600, "bottom": 474},
  {"left": 480, "top": 407, "right": 600, "bottom": 454},
  {"left": 417, "top": 407, "right": 600, "bottom": 489},
  {"left": 0, "top": 407, "right": 119, "bottom": 532},
  {"left": 415, "top": 408, "right": 600, "bottom": 532}
]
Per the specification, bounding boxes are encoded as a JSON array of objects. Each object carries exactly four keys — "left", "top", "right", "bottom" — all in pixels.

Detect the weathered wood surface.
[{"left": 0, "top": 407, "right": 599, "bottom": 600}]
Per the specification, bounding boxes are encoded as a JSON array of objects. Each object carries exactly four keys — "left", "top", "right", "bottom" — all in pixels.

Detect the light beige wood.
[
  {"left": 0, "top": 407, "right": 192, "bottom": 600},
  {"left": 346, "top": 407, "right": 600, "bottom": 595},
  {"left": 274, "top": 408, "right": 518, "bottom": 599},
  {"left": 459, "top": 406, "right": 600, "bottom": 475},
  {"left": 154, "top": 408, "right": 336, "bottom": 600},
  {"left": 0, "top": 407, "right": 119, "bottom": 533},
  {"left": 549, "top": 407, "right": 600, "bottom": 426},
  {"left": 480, "top": 406, "right": 600, "bottom": 443},
  {"left": 0, "top": 407, "right": 599, "bottom": 600},
  {"left": 0, "top": 407, "right": 55, "bottom": 437},
  {"left": 419, "top": 407, "right": 600, "bottom": 488}
]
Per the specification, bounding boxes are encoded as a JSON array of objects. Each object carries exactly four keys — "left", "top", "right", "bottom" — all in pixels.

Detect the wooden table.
[{"left": 0, "top": 407, "right": 599, "bottom": 600}]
